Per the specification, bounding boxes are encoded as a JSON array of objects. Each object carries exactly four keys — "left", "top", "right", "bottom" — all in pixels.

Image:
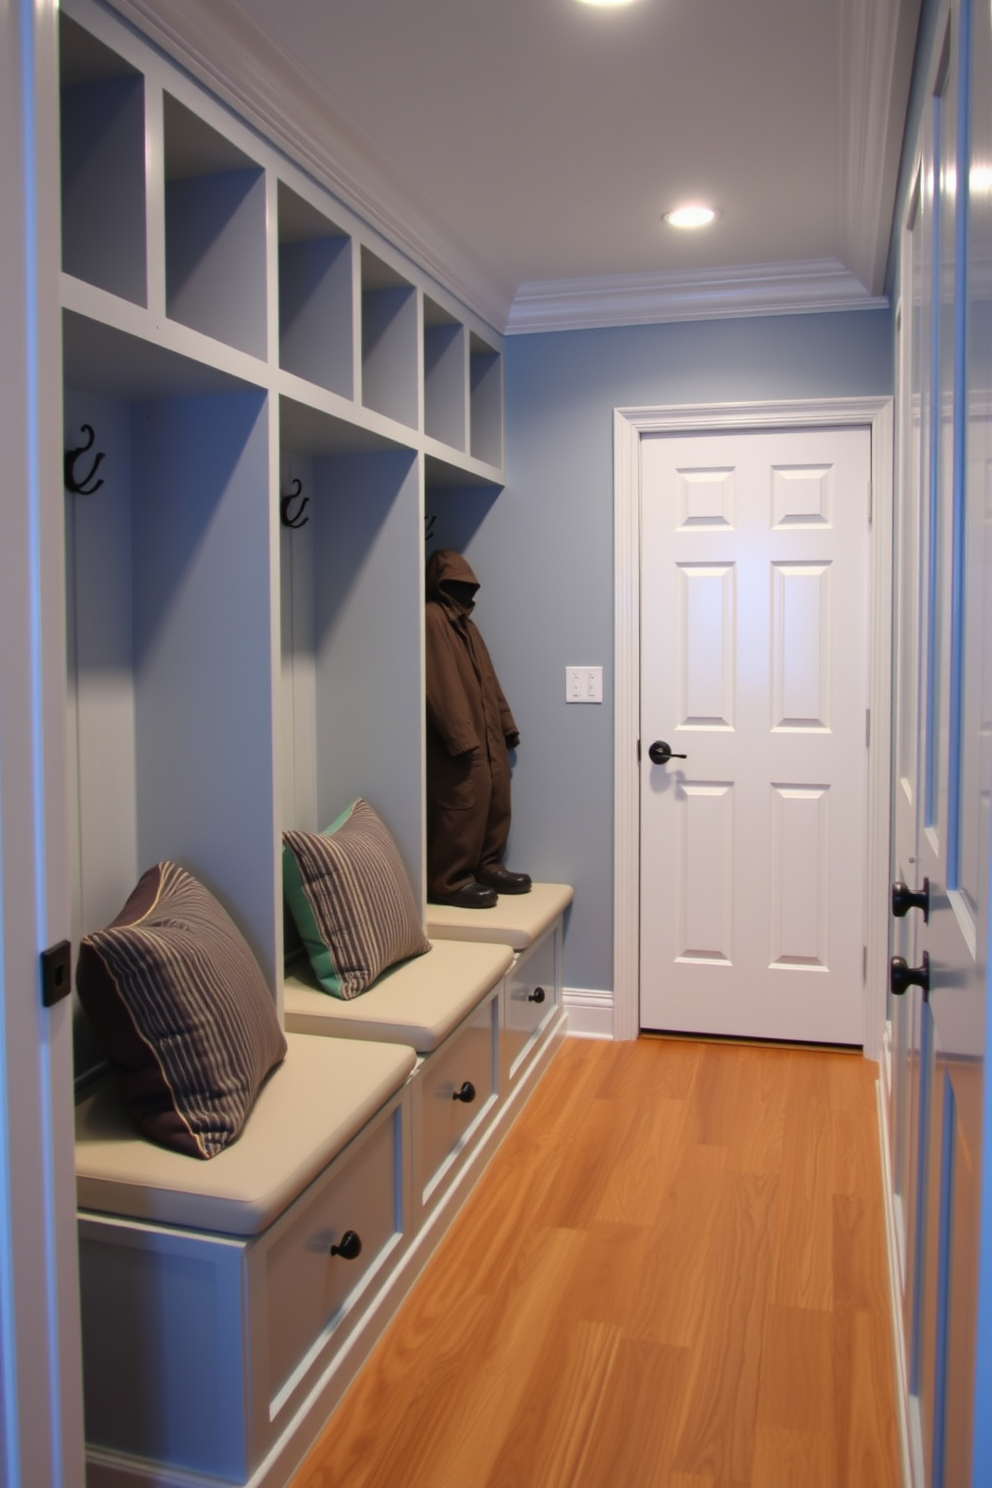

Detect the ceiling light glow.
[
  {"left": 972, "top": 165, "right": 992, "bottom": 195},
  {"left": 576, "top": 0, "right": 641, "bottom": 8},
  {"left": 665, "top": 204, "right": 717, "bottom": 229}
]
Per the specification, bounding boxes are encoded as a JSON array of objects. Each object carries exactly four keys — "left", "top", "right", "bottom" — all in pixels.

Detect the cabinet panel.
[
  {"left": 504, "top": 928, "right": 559, "bottom": 1084},
  {"left": 419, "top": 993, "right": 499, "bottom": 1206}
]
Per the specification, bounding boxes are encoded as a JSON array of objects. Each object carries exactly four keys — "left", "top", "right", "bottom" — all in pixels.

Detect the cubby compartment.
[
  {"left": 278, "top": 184, "right": 354, "bottom": 398},
  {"left": 279, "top": 403, "right": 424, "bottom": 905},
  {"left": 164, "top": 94, "right": 267, "bottom": 359},
  {"left": 60, "top": 13, "right": 146, "bottom": 306},
  {"left": 469, "top": 332, "right": 504, "bottom": 468},
  {"left": 64, "top": 317, "right": 279, "bottom": 1027},
  {"left": 423, "top": 297, "right": 466, "bottom": 451},
  {"left": 360, "top": 249, "right": 418, "bottom": 429}
]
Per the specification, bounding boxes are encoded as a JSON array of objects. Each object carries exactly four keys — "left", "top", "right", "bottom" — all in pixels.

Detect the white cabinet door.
[
  {"left": 897, "top": 10, "right": 991, "bottom": 1481},
  {"left": 639, "top": 427, "right": 871, "bottom": 1043}
]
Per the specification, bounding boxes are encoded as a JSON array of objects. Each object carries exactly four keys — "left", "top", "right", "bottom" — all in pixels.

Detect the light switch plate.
[{"left": 565, "top": 666, "right": 603, "bottom": 703}]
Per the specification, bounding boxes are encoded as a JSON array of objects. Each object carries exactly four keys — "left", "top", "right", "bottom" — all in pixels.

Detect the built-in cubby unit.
[
  {"left": 360, "top": 248, "right": 419, "bottom": 429},
  {"left": 469, "top": 331, "right": 504, "bottom": 467},
  {"left": 60, "top": 12, "right": 146, "bottom": 306},
  {"left": 279, "top": 410, "right": 425, "bottom": 904},
  {"left": 63, "top": 315, "right": 279, "bottom": 992},
  {"left": 278, "top": 184, "right": 354, "bottom": 398},
  {"left": 59, "top": 5, "right": 511, "bottom": 1479},
  {"left": 423, "top": 296, "right": 467, "bottom": 451},
  {"left": 164, "top": 93, "right": 267, "bottom": 359}
]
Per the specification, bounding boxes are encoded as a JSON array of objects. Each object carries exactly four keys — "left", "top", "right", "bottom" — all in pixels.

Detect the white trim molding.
[
  {"left": 876, "top": 1058, "right": 917, "bottom": 1488},
  {"left": 839, "top": 0, "right": 922, "bottom": 296},
  {"left": 507, "top": 259, "right": 888, "bottom": 336},
  {"left": 613, "top": 397, "right": 894, "bottom": 1052},
  {"left": 563, "top": 989, "right": 614, "bottom": 1041},
  {"left": 106, "top": 0, "right": 512, "bottom": 332}
]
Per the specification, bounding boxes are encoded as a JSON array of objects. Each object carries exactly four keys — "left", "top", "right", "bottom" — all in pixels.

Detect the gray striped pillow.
[
  {"left": 76, "top": 863, "right": 287, "bottom": 1159},
  {"left": 283, "top": 799, "right": 430, "bottom": 999}
]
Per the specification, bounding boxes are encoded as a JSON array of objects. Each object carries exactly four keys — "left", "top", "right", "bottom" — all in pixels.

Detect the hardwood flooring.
[{"left": 290, "top": 1037, "right": 900, "bottom": 1488}]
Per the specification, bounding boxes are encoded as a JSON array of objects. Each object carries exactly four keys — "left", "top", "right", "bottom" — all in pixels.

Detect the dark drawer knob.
[
  {"left": 453, "top": 1081, "right": 476, "bottom": 1103},
  {"left": 890, "top": 951, "right": 930, "bottom": 999},
  {"left": 892, "top": 879, "right": 930, "bottom": 922},
  {"left": 528, "top": 986, "right": 546, "bottom": 1004},
  {"left": 330, "top": 1230, "right": 362, "bottom": 1261}
]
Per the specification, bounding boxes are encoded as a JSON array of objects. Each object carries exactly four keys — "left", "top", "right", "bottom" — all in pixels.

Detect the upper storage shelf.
[
  {"left": 278, "top": 185, "right": 354, "bottom": 400},
  {"left": 59, "top": 0, "right": 505, "bottom": 484},
  {"left": 60, "top": 13, "right": 146, "bottom": 307},
  {"left": 164, "top": 95, "right": 267, "bottom": 359}
]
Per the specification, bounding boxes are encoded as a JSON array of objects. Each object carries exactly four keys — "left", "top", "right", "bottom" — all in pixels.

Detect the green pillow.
[{"left": 283, "top": 799, "right": 430, "bottom": 999}]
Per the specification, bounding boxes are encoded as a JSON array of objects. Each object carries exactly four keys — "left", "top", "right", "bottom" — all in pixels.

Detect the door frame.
[{"left": 613, "top": 396, "right": 894, "bottom": 1055}]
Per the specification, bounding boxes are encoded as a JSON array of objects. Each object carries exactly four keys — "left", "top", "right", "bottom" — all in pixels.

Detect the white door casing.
[
  {"left": 639, "top": 427, "right": 871, "bottom": 1044},
  {"left": 613, "top": 398, "right": 894, "bottom": 1052}
]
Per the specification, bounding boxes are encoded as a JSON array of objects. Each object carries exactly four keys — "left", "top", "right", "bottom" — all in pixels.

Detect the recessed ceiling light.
[
  {"left": 576, "top": 0, "right": 641, "bottom": 8},
  {"left": 664, "top": 204, "right": 718, "bottom": 229}
]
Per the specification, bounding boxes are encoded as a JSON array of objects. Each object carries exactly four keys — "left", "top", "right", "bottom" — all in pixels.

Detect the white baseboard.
[
  {"left": 876, "top": 1049, "right": 915, "bottom": 1488},
  {"left": 564, "top": 988, "right": 614, "bottom": 1040}
]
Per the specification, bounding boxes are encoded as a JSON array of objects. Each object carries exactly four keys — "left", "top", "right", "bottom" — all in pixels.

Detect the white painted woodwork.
[
  {"left": 502, "top": 927, "right": 560, "bottom": 1083},
  {"left": 0, "top": 0, "right": 86, "bottom": 1482},
  {"left": 883, "top": 8, "right": 992, "bottom": 1481},
  {"left": 417, "top": 991, "right": 500, "bottom": 1211},
  {"left": 639, "top": 426, "right": 872, "bottom": 1043}
]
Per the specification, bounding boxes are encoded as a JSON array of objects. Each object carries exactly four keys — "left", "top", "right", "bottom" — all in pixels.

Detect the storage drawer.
[
  {"left": 419, "top": 988, "right": 499, "bottom": 1206},
  {"left": 261, "top": 1100, "right": 406, "bottom": 1424},
  {"left": 503, "top": 925, "right": 559, "bottom": 1084}
]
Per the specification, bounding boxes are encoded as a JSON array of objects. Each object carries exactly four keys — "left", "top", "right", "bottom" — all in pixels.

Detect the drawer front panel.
[
  {"left": 420, "top": 992, "right": 498, "bottom": 1202},
  {"left": 265, "top": 1104, "right": 403, "bottom": 1418},
  {"left": 504, "top": 928, "right": 558, "bottom": 1081}
]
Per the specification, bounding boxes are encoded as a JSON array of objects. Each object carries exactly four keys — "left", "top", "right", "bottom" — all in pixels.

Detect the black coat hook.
[
  {"left": 280, "top": 478, "right": 309, "bottom": 529},
  {"left": 64, "top": 424, "right": 105, "bottom": 495},
  {"left": 425, "top": 513, "right": 437, "bottom": 542}
]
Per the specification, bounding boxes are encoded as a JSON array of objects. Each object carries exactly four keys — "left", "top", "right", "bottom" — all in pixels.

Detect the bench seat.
[
  {"left": 284, "top": 937, "right": 513, "bottom": 1053},
  {"left": 426, "top": 882, "right": 573, "bottom": 950},
  {"left": 75, "top": 1033, "right": 416, "bottom": 1236}
]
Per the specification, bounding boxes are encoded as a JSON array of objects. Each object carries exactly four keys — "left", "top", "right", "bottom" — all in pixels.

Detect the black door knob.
[
  {"left": 648, "top": 740, "right": 687, "bottom": 765},
  {"left": 528, "top": 986, "right": 546, "bottom": 1004},
  {"left": 330, "top": 1229, "right": 362, "bottom": 1260},
  {"left": 890, "top": 951, "right": 930, "bottom": 998},
  {"left": 453, "top": 1081, "right": 476, "bottom": 1103},
  {"left": 892, "top": 879, "right": 930, "bottom": 922}
]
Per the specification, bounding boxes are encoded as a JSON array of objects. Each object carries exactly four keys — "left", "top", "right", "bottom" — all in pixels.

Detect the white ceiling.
[{"left": 117, "top": 0, "right": 922, "bottom": 331}]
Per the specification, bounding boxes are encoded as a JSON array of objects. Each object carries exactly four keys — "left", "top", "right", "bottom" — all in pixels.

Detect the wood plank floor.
[{"left": 291, "top": 1037, "right": 900, "bottom": 1488}]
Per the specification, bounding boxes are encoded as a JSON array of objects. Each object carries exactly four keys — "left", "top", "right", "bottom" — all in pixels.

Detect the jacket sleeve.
[
  {"left": 470, "top": 624, "right": 520, "bottom": 747},
  {"left": 425, "top": 605, "right": 480, "bottom": 757}
]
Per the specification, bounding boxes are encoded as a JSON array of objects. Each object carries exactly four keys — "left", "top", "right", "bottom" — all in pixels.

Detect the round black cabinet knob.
[
  {"left": 528, "top": 986, "right": 546, "bottom": 1004},
  {"left": 330, "top": 1230, "right": 362, "bottom": 1261},
  {"left": 648, "top": 740, "right": 688, "bottom": 765},
  {"left": 890, "top": 951, "right": 930, "bottom": 998},
  {"left": 453, "top": 1081, "right": 477, "bottom": 1103},
  {"left": 892, "top": 878, "right": 930, "bottom": 921}
]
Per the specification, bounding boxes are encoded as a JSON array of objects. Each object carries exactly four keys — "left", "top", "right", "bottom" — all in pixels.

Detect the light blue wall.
[{"left": 430, "top": 309, "right": 893, "bottom": 993}]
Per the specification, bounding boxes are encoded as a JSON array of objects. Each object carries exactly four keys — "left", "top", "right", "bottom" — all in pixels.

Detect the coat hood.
[{"left": 426, "top": 549, "right": 480, "bottom": 609}]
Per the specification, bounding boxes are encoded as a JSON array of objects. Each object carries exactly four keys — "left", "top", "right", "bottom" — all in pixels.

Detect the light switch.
[{"left": 565, "top": 666, "right": 603, "bottom": 703}]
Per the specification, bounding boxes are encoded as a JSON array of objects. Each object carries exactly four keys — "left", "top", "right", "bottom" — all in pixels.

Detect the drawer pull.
[
  {"left": 453, "top": 1081, "right": 477, "bottom": 1104},
  {"left": 330, "top": 1230, "right": 363, "bottom": 1261},
  {"left": 528, "top": 986, "right": 546, "bottom": 1004}
]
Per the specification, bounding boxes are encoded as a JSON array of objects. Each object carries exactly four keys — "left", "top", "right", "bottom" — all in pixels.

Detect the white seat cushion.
[
  {"left": 284, "top": 938, "right": 513, "bottom": 1052},
  {"left": 75, "top": 1033, "right": 416, "bottom": 1236},
  {"left": 426, "top": 882, "right": 573, "bottom": 951}
]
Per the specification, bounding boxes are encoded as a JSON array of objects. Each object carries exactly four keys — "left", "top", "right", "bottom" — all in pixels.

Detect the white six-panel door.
[{"left": 639, "top": 427, "right": 871, "bottom": 1044}]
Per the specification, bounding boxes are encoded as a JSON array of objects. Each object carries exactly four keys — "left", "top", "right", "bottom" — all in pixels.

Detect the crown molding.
[
  {"left": 105, "top": 0, "right": 514, "bottom": 332},
  {"left": 506, "top": 259, "right": 888, "bottom": 335},
  {"left": 839, "top": 0, "right": 922, "bottom": 295}
]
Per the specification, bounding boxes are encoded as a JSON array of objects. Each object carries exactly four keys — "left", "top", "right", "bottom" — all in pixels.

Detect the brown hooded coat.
[{"left": 425, "top": 549, "right": 519, "bottom": 899}]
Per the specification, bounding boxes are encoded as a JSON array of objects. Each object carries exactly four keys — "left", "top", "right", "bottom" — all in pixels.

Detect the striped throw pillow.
[
  {"left": 76, "top": 863, "right": 287, "bottom": 1159},
  {"left": 283, "top": 799, "right": 430, "bottom": 999}
]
